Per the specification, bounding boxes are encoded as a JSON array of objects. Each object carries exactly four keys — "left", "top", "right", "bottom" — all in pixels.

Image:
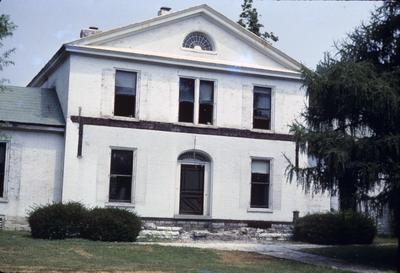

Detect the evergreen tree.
[
  {"left": 286, "top": 2, "right": 400, "bottom": 270},
  {"left": 238, "top": 0, "right": 278, "bottom": 43},
  {"left": 0, "top": 12, "right": 16, "bottom": 89}
]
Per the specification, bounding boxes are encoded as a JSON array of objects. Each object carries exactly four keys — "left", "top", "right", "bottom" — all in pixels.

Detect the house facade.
[{"left": 0, "top": 5, "right": 331, "bottom": 229}]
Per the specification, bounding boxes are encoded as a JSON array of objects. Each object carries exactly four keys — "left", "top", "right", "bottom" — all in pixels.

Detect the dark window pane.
[
  {"left": 251, "top": 173, "right": 269, "bottom": 183},
  {"left": 115, "top": 71, "right": 136, "bottom": 95},
  {"left": 199, "top": 81, "right": 214, "bottom": 104},
  {"left": 109, "top": 176, "right": 132, "bottom": 202},
  {"left": 250, "top": 160, "right": 270, "bottom": 208},
  {"left": 253, "top": 87, "right": 271, "bottom": 129},
  {"left": 179, "top": 78, "right": 194, "bottom": 122},
  {"left": 114, "top": 71, "right": 136, "bottom": 117},
  {"left": 110, "top": 150, "right": 133, "bottom": 175},
  {"left": 250, "top": 183, "right": 269, "bottom": 208},
  {"left": 199, "top": 104, "right": 213, "bottom": 124},
  {"left": 199, "top": 81, "right": 214, "bottom": 124},
  {"left": 0, "top": 143, "right": 5, "bottom": 198},
  {"left": 114, "top": 95, "right": 136, "bottom": 117}
]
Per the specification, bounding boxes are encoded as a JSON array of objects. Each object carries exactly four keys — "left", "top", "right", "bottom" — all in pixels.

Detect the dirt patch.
[
  {"left": 106, "top": 245, "right": 154, "bottom": 252},
  {"left": 217, "top": 250, "right": 272, "bottom": 265},
  {"left": 71, "top": 247, "right": 93, "bottom": 258}
]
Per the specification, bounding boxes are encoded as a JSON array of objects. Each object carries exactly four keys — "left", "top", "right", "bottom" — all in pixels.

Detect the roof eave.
[
  {"left": 66, "top": 45, "right": 302, "bottom": 80},
  {"left": 27, "top": 45, "right": 67, "bottom": 87}
]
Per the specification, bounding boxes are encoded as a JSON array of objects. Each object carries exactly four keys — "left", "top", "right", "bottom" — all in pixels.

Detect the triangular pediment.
[{"left": 70, "top": 5, "right": 301, "bottom": 74}]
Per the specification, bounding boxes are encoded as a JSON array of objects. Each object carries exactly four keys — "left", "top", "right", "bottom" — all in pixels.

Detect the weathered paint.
[
  {"left": 1, "top": 8, "right": 332, "bottom": 227},
  {"left": 0, "top": 129, "right": 64, "bottom": 229}
]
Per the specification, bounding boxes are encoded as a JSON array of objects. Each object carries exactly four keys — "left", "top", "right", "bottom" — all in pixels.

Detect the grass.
[
  {"left": 0, "top": 231, "right": 350, "bottom": 273},
  {"left": 302, "top": 236, "right": 397, "bottom": 271}
]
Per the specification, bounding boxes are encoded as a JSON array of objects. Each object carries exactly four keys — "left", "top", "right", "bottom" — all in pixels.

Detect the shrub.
[
  {"left": 82, "top": 207, "right": 142, "bottom": 242},
  {"left": 293, "top": 211, "right": 376, "bottom": 245},
  {"left": 28, "top": 202, "right": 88, "bottom": 239}
]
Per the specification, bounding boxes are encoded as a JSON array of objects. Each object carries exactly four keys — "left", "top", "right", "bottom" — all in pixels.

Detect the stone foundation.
[
  {"left": 138, "top": 218, "right": 293, "bottom": 241},
  {"left": 1, "top": 215, "right": 30, "bottom": 231}
]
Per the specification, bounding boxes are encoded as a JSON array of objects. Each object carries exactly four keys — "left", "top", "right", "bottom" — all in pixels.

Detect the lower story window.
[
  {"left": 250, "top": 159, "right": 270, "bottom": 208},
  {"left": 0, "top": 143, "right": 6, "bottom": 198},
  {"left": 109, "top": 149, "right": 134, "bottom": 203}
]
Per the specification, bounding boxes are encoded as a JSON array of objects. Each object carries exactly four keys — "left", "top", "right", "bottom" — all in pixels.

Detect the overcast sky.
[{"left": 2, "top": 0, "right": 380, "bottom": 86}]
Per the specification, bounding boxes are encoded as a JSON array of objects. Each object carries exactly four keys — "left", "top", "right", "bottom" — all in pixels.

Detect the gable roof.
[
  {"left": 29, "top": 4, "right": 303, "bottom": 87},
  {"left": 68, "top": 4, "right": 301, "bottom": 71},
  {"left": 0, "top": 86, "right": 65, "bottom": 127}
]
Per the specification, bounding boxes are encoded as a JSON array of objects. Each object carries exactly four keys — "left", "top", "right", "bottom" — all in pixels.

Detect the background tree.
[
  {"left": 0, "top": 12, "right": 16, "bottom": 90},
  {"left": 238, "top": 0, "right": 278, "bottom": 43},
  {"left": 286, "top": 2, "right": 400, "bottom": 271}
]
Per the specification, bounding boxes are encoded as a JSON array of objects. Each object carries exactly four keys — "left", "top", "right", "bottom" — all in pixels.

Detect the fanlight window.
[
  {"left": 178, "top": 150, "right": 211, "bottom": 162},
  {"left": 182, "top": 32, "right": 213, "bottom": 51}
]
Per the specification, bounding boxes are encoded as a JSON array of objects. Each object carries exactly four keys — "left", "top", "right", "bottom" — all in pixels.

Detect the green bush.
[
  {"left": 28, "top": 202, "right": 88, "bottom": 239},
  {"left": 293, "top": 211, "right": 376, "bottom": 245},
  {"left": 82, "top": 207, "right": 142, "bottom": 242}
]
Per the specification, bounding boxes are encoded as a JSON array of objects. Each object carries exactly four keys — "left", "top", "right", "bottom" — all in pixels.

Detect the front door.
[{"left": 179, "top": 164, "right": 204, "bottom": 215}]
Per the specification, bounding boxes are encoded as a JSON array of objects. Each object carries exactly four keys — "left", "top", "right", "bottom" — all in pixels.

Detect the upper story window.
[
  {"left": 253, "top": 86, "right": 272, "bottom": 130},
  {"left": 178, "top": 77, "right": 215, "bottom": 125},
  {"left": 114, "top": 70, "right": 137, "bottom": 118},
  {"left": 182, "top": 32, "right": 213, "bottom": 51},
  {"left": 179, "top": 78, "right": 195, "bottom": 123}
]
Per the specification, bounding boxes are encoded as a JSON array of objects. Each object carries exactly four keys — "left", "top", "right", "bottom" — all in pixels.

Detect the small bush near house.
[
  {"left": 293, "top": 211, "right": 376, "bottom": 245},
  {"left": 82, "top": 207, "right": 142, "bottom": 242},
  {"left": 28, "top": 202, "right": 88, "bottom": 239}
]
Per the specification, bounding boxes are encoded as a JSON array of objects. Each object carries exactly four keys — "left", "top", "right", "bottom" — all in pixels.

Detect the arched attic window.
[
  {"left": 178, "top": 150, "right": 211, "bottom": 163},
  {"left": 182, "top": 32, "right": 213, "bottom": 51}
]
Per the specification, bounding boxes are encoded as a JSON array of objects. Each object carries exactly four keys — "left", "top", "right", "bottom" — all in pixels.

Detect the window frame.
[
  {"left": 0, "top": 141, "right": 10, "bottom": 202},
  {"left": 248, "top": 157, "right": 273, "bottom": 211},
  {"left": 113, "top": 68, "right": 140, "bottom": 119},
  {"left": 251, "top": 85, "right": 275, "bottom": 132},
  {"left": 175, "top": 150, "right": 213, "bottom": 218},
  {"left": 177, "top": 76, "right": 217, "bottom": 126},
  {"left": 107, "top": 147, "right": 137, "bottom": 205},
  {"left": 181, "top": 31, "right": 216, "bottom": 53}
]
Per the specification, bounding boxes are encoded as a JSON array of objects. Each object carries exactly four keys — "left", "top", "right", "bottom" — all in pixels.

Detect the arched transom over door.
[{"left": 178, "top": 150, "right": 211, "bottom": 216}]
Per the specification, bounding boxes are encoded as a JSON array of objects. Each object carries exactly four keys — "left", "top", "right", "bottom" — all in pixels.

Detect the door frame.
[{"left": 175, "top": 160, "right": 211, "bottom": 217}]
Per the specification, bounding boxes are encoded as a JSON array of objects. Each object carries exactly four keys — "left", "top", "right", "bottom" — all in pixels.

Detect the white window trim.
[
  {"left": 107, "top": 146, "right": 137, "bottom": 205},
  {"left": 177, "top": 76, "right": 218, "bottom": 127},
  {"left": 0, "top": 140, "right": 10, "bottom": 203},
  {"left": 180, "top": 47, "right": 218, "bottom": 55},
  {"left": 251, "top": 84, "right": 276, "bottom": 133},
  {"left": 248, "top": 156, "right": 274, "bottom": 212},
  {"left": 112, "top": 68, "right": 141, "bottom": 120}
]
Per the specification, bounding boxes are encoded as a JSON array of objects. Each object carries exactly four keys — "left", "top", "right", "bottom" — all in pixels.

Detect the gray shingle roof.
[{"left": 0, "top": 86, "right": 65, "bottom": 127}]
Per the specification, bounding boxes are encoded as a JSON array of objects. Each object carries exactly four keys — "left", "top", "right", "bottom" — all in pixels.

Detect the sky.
[{"left": 1, "top": 0, "right": 381, "bottom": 86}]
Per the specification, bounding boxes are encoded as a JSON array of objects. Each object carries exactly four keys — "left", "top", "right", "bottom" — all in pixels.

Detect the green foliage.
[
  {"left": 82, "top": 207, "right": 142, "bottom": 242},
  {"left": 293, "top": 211, "right": 377, "bottom": 245},
  {"left": 28, "top": 202, "right": 88, "bottom": 239},
  {"left": 28, "top": 203, "right": 142, "bottom": 242},
  {"left": 0, "top": 13, "right": 16, "bottom": 88},
  {"left": 286, "top": 2, "right": 400, "bottom": 219},
  {"left": 237, "top": 0, "right": 278, "bottom": 43}
]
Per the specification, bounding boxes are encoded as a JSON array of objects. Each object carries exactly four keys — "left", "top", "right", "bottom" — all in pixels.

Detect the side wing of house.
[{"left": 0, "top": 87, "right": 65, "bottom": 229}]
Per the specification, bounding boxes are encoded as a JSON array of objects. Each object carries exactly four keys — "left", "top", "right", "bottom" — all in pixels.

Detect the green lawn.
[
  {"left": 302, "top": 237, "right": 397, "bottom": 271},
  {"left": 0, "top": 231, "right": 349, "bottom": 273}
]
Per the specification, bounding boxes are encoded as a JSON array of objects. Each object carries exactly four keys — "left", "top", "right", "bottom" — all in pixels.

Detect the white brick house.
[{"left": 0, "top": 5, "right": 331, "bottom": 229}]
